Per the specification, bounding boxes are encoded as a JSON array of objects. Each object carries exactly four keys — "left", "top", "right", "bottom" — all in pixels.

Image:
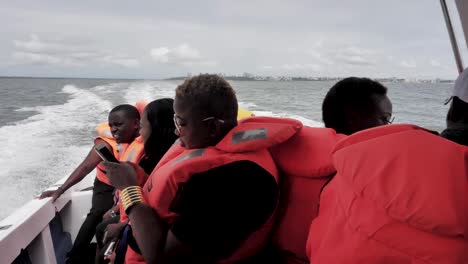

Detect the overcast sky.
[{"left": 0, "top": 0, "right": 464, "bottom": 79}]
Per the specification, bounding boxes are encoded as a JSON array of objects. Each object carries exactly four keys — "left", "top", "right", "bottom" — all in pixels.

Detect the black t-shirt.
[{"left": 170, "top": 160, "right": 278, "bottom": 260}]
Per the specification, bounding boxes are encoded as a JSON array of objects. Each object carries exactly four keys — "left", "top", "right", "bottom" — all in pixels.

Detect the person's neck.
[
  {"left": 446, "top": 121, "right": 468, "bottom": 130},
  {"left": 121, "top": 134, "right": 139, "bottom": 144},
  {"left": 211, "top": 123, "right": 237, "bottom": 146}
]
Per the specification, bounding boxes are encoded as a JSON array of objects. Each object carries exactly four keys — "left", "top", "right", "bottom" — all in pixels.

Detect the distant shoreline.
[{"left": 165, "top": 76, "right": 454, "bottom": 83}]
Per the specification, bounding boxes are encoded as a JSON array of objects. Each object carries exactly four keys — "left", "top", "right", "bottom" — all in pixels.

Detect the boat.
[
  {"left": 1, "top": 1, "right": 467, "bottom": 263},
  {"left": 0, "top": 174, "right": 95, "bottom": 263}
]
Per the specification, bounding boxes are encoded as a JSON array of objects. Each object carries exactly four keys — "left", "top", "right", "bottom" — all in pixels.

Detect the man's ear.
[
  {"left": 135, "top": 118, "right": 141, "bottom": 130},
  {"left": 209, "top": 119, "right": 222, "bottom": 137},
  {"left": 344, "top": 111, "right": 359, "bottom": 133}
]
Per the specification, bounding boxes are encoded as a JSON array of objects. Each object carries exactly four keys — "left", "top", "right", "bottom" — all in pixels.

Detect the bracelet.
[
  {"left": 120, "top": 186, "right": 144, "bottom": 215},
  {"left": 57, "top": 186, "right": 65, "bottom": 194}
]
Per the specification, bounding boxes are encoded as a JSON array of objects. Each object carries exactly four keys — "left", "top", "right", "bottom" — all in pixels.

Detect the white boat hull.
[{"left": 0, "top": 174, "right": 95, "bottom": 264}]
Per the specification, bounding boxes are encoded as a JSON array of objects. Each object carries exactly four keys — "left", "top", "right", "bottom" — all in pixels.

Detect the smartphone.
[
  {"left": 95, "top": 145, "right": 119, "bottom": 163},
  {"left": 104, "top": 241, "right": 116, "bottom": 257}
]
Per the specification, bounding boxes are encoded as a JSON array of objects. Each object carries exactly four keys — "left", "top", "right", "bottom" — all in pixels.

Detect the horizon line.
[{"left": 0, "top": 75, "right": 455, "bottom": 81}]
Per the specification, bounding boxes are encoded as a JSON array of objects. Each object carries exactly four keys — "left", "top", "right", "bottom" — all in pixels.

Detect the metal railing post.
[{"left": 441, "top": 0, "right": 464, "bottom": 73}]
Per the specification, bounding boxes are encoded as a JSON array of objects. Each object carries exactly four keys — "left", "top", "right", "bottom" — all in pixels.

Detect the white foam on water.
[
  {"left": 253, "top": 110, "right": 323, "bottom": 127},
  {"left": 238, "top": 101, "right": 258, "bottom": 109},
  {"left": 0, "top": 80, "right": 323, "bottom": 220},
  {"left": 0, "top": 84, "right": 112, "bottom": 220},
  {"left": 123, "top": 81, "right": 177, "bottom": 104},
  {"left": 92, "top": 83, "right": 123, "bottom": 92}
]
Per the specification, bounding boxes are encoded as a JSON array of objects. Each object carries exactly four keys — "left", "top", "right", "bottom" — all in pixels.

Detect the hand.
[
  {"left": 39, "top": 188, "right": 63, "bottom": 202},
  {"left": 103, "top": 210, "right": 114, "bottom": 221},
  {"left": 104, "top": 222, "right": 126, "bottom": 244},
  {"left": 103, "top": 161, "right": 138, "bottom": 190},
  {"left": 104, "top": 250, "right": 116, "bottom": 263}
]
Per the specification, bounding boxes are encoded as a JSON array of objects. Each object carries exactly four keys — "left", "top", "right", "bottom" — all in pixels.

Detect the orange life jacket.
[
  {"left": 307, "top": 124, "right": 468, "bottom": 264},
  {"left": 134, "top": 100, "right": 148, "bottom": 115},
  {"left": 269, "top": 126, "right": 346, "bottom": 264},
  {"left": 94, "top": 101, "right": 148, "bottom": 185},
  {"left": 95, "top": 123, "right": 127, "bottom": 185},
  {"left": 94, "top": 134, "right": 145, "bottom": 185},
  {"left": 125, "top": 116, "right": 303, "bottom": 264}
]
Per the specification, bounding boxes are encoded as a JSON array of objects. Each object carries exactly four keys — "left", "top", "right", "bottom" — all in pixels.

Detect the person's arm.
[
  {"left": 39, "top": 139, "right": 111, "bottom": 201},
  {"left": 103, "top": 162, "right": 209, "bottom": 264}
]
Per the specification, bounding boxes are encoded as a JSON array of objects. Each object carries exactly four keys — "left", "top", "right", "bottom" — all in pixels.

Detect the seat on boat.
[{"left": 269, "top": 126, "right": 345, "bottom": 264}]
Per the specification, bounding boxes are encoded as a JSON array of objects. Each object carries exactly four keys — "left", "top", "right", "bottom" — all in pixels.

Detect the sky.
[{"left": 0, "top": 0, "right": 465, "bottom": 79}]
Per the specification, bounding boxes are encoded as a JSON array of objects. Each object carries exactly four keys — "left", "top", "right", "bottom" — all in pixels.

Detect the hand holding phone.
[
  {"left": 104, "top": 241, "right": 116, "bottom": 257},
  {"left": 95, "top": 145, "right": 119, "bottom": 163}
]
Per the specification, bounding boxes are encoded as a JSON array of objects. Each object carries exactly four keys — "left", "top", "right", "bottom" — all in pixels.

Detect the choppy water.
[{"left": 0, "top": 77, "right": 452, "bottom": 220}]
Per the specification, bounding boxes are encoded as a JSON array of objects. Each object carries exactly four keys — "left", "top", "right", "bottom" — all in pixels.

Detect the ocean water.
[{"left": 0, "top": 77, "right": 452, "bottom": 220}]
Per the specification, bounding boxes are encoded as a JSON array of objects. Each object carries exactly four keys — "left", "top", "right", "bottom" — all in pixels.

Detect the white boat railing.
[{"left": 0, "top": 175, "right": 95, "bottom": 264}]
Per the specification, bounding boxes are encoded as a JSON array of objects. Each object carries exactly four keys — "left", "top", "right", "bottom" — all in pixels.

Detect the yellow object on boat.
[{"left": 237, "top": 108, "right": 254, "bottom": 120}]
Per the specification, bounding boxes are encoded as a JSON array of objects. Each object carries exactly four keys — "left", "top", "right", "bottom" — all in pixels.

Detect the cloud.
[
  {"left": 400, "top": 59, "right": 417, "bottom": 68},
  {"left": 339, "top": 55, "right": 373, "bottom": 65},
  {"left": 0, "top": 1, "right": 456, "bottom": 79},
  {"left": 13, "top": 34, "right": 76, "bottom": 53},
  {"left": 306, "top": 49, "right": 334, "bottom": 65},
  {"left": 100, "top": 55, "right": 140, "bottom": 68},
  {"left": 12, "top": 51, "right": 80, "bottom": 66},
  {"left": 150, "top": 47, "right": 171, "bottom": 63},
  {"left": 281, "top": 63, "right": 321, "bottom": 71},
  {"left": 430, "top": 59, "right": 441, "bottom": 67},
  {"left": 334, "top": 47, "right": 375, "bottom": 66},
  {"left": 304, "top": 45, "right": 376, "bottom": 68},
  {"left": 11, "top": 34, "right": 139, "bottom": 68},
  {"left": 263, "top": 45, "right": 376, "bottom": 75},
  {"left": 150, "top": 44, "right": 215, "bottom": 66}
]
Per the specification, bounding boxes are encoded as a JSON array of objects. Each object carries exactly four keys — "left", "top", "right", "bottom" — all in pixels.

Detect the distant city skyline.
[
  {"left": 0, "top": 0, "right": 465, "bottom": 80},
  {"left": 166, "top": 72, "right": 454, "bottom": 82}
]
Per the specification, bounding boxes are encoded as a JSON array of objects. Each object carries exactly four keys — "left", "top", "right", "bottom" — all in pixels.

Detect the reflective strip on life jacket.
[
  {"left": 232, "top": 128, "right": 267, "bottom": 144},
  {"left": 119, "top": 137, "right": 144, "bottom": 163},
  {"left": 173, "top": 149, "right": 206, "bottom": 163}
]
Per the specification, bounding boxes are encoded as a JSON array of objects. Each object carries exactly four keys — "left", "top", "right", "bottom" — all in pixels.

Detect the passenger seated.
[
  {"left": 441, "top": 67, "right": 468, "bottom": 146},
  {"left": 95, "top": 98, "right": 178, "bottom": 264},
  {"left": 306, "top": 125, "right": 468, "bottom": 263},
  {"left": 269, "top": 77, "right": 393, "bottom": 264},
  {"left": 103, "top": 74, "right": 302, "bottom": 263},
  {"left": 322, "top": 77, "right": 393, "bottom": 135},
  {"left": 39, "top": 104, "right": 141, "bottom": 264}
]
